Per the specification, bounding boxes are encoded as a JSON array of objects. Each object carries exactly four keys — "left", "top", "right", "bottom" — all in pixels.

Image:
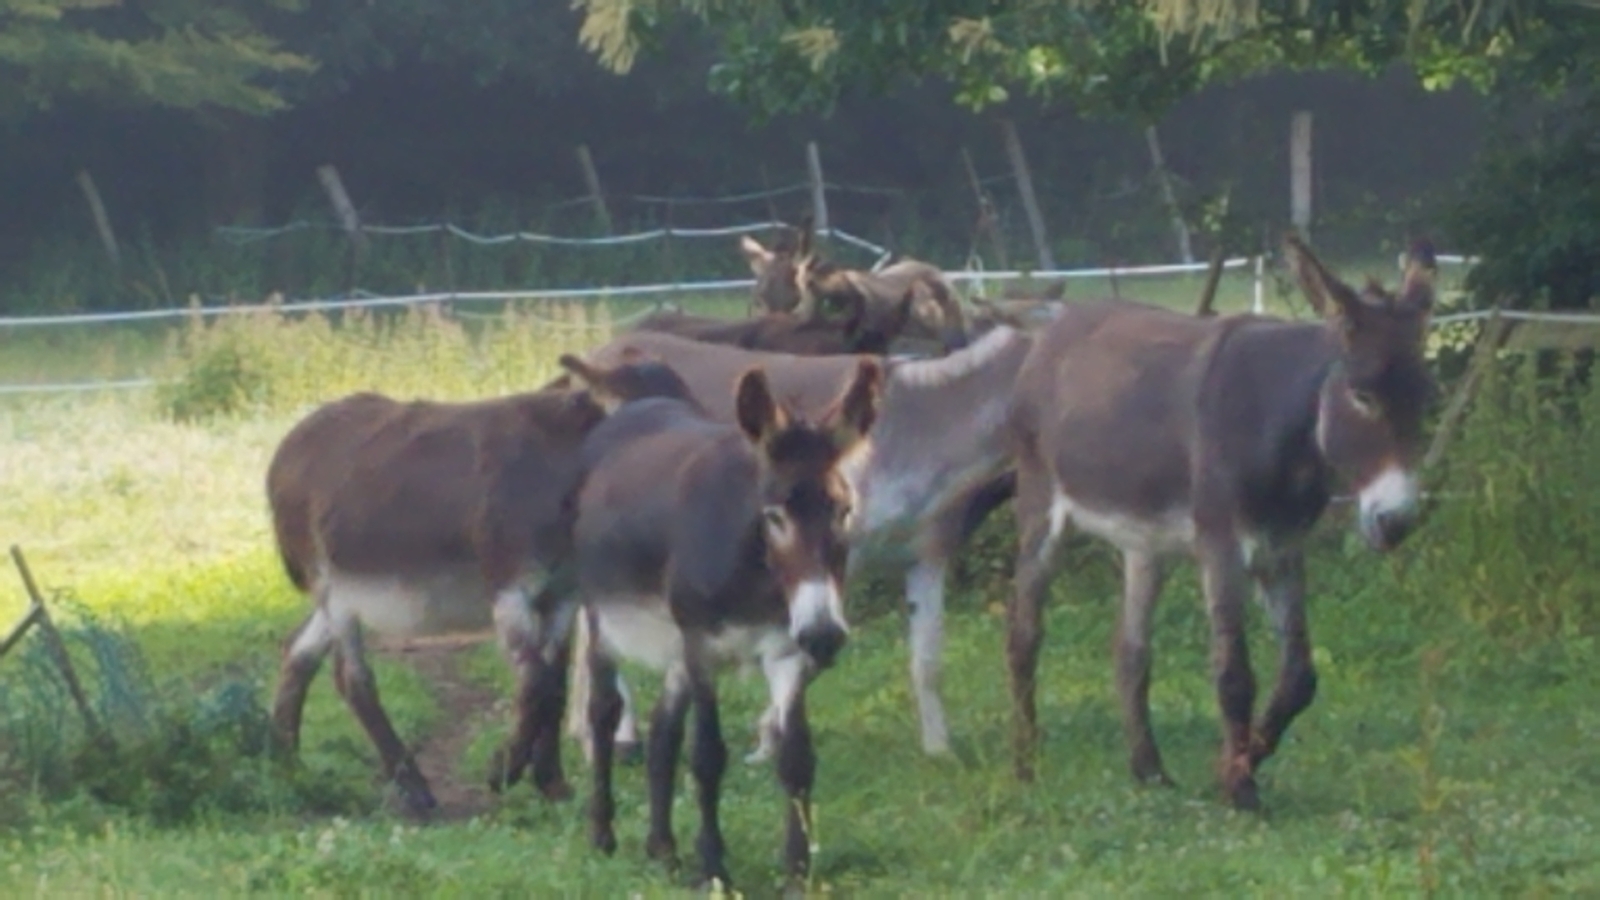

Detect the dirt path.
[{"left": 377, "top": 635, "right": 503, "bottom": 822}]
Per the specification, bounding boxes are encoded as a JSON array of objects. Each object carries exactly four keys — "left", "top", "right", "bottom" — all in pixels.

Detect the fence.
[{"left": 2, "top": 198, "right": 1578, "bottom": 399}]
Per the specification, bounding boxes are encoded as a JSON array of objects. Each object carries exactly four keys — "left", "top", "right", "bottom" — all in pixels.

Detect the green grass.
[{"left": 1, "top": 270, "right": 1591, "bottom": 898}]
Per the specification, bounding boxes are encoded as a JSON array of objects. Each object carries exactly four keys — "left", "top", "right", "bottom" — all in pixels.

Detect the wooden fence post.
[
  {"left": 6, "top": 546, "right": 106, "bottom": 746},
  {"left": 75, "top": 170, "right": 122, "bottom": 271},
  {"left": 961, "top": 146, "right": 1010, "bottom": 271},
  {"left": 316, "top": 164, "right": 367, "bottom": 251},
  {"left": 805, "top": 141, "right": 830, "bottom": 238},
  {"left": 1000, "top": 117, "right": 1055, "bottom": 271},
  {"left": 1193, "top": 245, "right": 1228, "bottom": 317},
  {"left": 575, "top": 144, "right": 613, "bottom": 234},
  {"left": 1289, "top": 111, "right": 1314, "bottom": 243},
  {"left": 1423, "top": 311, "right": 1515, "bottom": 472},
  {"left": 1144, "top": 124, "right": 1194, "bottom": 265}
]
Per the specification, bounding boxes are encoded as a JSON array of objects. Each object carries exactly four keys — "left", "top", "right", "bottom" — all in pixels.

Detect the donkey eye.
[
  {"left": 1349, "top": 389, "right": 1381, "bottom": 415},
  {"left": 762, "top": 506, "right": 788, "bottom": 531}
]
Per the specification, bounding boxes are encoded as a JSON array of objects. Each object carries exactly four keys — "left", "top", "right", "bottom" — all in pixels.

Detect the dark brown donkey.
[
  {"left": 628, "top": 286, "right": 917, "bottom": 356},
  {"left": 566, "top": 326, "right": 1034, "bottom": 765},
  {"left": 574, "top": 358, "right": 883, "bottom": 888},
  {"left": 264, "top": 351, "right": 694, "bottom": 813},
  {"left": 739, "top": 223, "right": 971, "bottom": 353},
  {"left": 1004, "top": 235, "right": 1439, "bottom": 810}
]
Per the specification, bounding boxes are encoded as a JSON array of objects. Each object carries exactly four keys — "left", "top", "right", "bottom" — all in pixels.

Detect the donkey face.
[
  {"left": 1287, "top": 234, "right": 1439, "bottom": 551},
  {"left": 734, "top": 359, "right": 882, "bottom": 667},
  {"left": 741, "top": 224, "right": 816, "bottom": 315}
]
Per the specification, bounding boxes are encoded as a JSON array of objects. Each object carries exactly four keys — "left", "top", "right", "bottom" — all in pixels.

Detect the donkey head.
[
  {"left": 740, "top": 217, "right": 818, "bottom": 315},
  {"left": 733, "top": 359, "right": 883, "bottom": 668},
  {"left": 557, "top": 349, "right": 697, "bottom": 414},
  {"left": 1286, "top": 233, "right": 1438, "bottom": 552}
]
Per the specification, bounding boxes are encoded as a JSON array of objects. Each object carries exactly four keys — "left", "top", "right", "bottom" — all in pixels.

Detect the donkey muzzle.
[{"left": 796, "top": 623, "right": 849, "bottom": 670}]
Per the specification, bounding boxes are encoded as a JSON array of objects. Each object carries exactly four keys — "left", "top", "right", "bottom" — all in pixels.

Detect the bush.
[
  {"left": 1407, "top": 349, "right": 1600, "bottom": 640},
  {"left": 1444, "top": 90, "right": 1600, "bottom": 312},
  {"left": 152, "top": 300, "right": 615, "bottom": 423},
  {"left": 0, "top": 598, "right": 367, "bottom": 829}
]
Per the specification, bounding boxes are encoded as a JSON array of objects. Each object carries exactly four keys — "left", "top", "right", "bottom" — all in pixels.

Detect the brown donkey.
[
  {"left": 565, "top": 328, "right": 1034, "bottom": 765},
  {"left": 264, "top": 352, "right": 693, "bottom": 813},
  {"left": 628, "top": 286, "right": 917, "bottom": 356},
  {"left": 574, "top": 358, "right": 883, "bottom": 888},
  {"left": 1004, "top": 235, "right": 1439, "bottom": 810},
  {"left": 739, "top": 222, "right": 971, "bottom": 353}
]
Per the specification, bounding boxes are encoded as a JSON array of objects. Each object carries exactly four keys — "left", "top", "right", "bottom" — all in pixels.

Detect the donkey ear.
[
  {"left": 740, "top": 236, "right": 774, "bottom": 276},
  {"left": 1283, "top": 231, "right": 1366, "bottom": 331},
  {"left": 735, "top": 367, "right": 788, "bottom": 447},
  {"left": 795, "top": 213, "right": 816, "bottom": 260},
  {"left": 822, "top": 358, "right": 884, "bottom": 451},
  {"left": 1397, "top": 238, "right": 1438, "bottom": 317},
  {"left": 558, "top": 353, "right": 625, "bottom": 412}
]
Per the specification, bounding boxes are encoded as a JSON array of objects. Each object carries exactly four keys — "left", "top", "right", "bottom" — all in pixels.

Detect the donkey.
[
  {"left": 739, "top": 223, "right": 970, "bottom": 354},
  {"left": 1003, "top": 234, "right": 1439, "bottom": 810},
  {"left": 628, "top": 287, "right": 917, "bottom": 356},
  {"left": 574, "top": 357, "right": 883, "bottom": 888},
  {"left": 567, "top": 326, "right": 1035, "bottom": 765},
  {"left": 264, "top": 351, "right": 694, "bottom": 813}
]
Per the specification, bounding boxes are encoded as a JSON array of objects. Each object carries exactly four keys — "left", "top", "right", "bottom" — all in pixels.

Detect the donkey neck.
[{"left": 1206, "top": 318, "right": 1344, "bottom": 541}]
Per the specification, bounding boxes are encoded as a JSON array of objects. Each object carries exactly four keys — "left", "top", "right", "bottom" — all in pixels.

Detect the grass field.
[{"left": 3, "top": 260, "right": 1597, "bottom": 898}]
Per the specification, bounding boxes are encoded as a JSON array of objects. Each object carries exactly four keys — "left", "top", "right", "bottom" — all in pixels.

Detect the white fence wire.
[{"left": 5, "top": 225, "right": 1591, "bottom": 398}]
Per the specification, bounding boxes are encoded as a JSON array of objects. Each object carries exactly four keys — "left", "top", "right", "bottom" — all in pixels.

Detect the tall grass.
[
  {"left": 0, "top": 302, "right": 1596, "bottom": 895},
  {"left": 150, "top": 301, "right": 615, "bottom": 422}
]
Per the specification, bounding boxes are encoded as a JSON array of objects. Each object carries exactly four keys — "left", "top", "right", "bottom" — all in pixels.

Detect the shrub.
[{"left": 1407, "top": 348, "right": 1600, "bottom": 640}]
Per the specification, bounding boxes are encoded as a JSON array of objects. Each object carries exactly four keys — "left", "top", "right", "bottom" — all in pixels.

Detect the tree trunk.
[{"left": 199, "top": 109, "right": 270, "bottom": 227}]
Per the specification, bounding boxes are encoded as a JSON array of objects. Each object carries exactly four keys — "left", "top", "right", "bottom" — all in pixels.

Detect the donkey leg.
[
  {"left": 645, "top": 666, "right": 693, "bottom": 866},
  {"left": 613, "top": 671, "right": 643, "bottom": 765},
  {"left": 1007, "top": 461, "right": 1067, "bottom": 782},
  {"left": 329, "top": 618, "right": 437, "bottom": 814},
  {"left": 1116, "top": 550, "right": 1173, "bottom": 786},
  {"left": 488, "top": 586, "right": 555, "bottom": 795},
  {"left": 1196, "top": 536, "right": 1260, "bottom": 811},
  {"left": 906, "top": 557, "right": 952, "bottom": 756},
  {"left": 686, "top": 664, "right": 731, "bottom": 889},
  {"left": 566, "top": 613, "right": 644, "bottom": 768},
  {"left": 526, "top": 597, "right": 578, "bottom": 802},
  {"left": 270, "top": 606, "right": 334, "bottom": 759},
  {"left": 1249, "top": 550, "right": 1317, "bottom": 769},
  {"left": 763, "top": 646, "right": 816, "bottom": 885},
  {"left": 585, "top": 624, "right": 625, "bottom": 856}
]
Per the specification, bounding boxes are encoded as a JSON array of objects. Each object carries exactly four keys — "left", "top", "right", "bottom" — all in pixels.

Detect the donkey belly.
[
  {"left": 1048, "top": 488, "right": 1195, "bottom": 556},
  {"left": 592, "top": 596, "right": 791, "bottom": 677},
  {"left": 322, "top": 564, "right": 540, "bottom": 638},
  {"left": 592, "top": 599, "right": 684, "bottom": 673}
]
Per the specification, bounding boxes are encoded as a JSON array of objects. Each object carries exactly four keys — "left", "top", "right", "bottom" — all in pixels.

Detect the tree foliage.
[
  {"left": 574, "top": 0, "right": 1587, "bottom": 122},
  {"left": 0, "top": 0, "right": 315, "bottom": 117}
]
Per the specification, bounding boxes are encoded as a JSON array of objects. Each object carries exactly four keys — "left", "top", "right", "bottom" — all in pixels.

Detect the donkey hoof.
[
  {"left": 1224, "top": 775, "right": 1262, "bottom": 812},
  {"left": 395, "top": 785, "right": 439, "bottom": 818},
  {"left": 589, "top": 825, "right": 618, "bottom": 856},
  {"left": 537, "top": 778, "right": 575, "bottom": 803},
  {"left": 743, "top": 744, "right": 773, "bottom": 766},
  {"left": 645, "top": 834, "right": 679, "bottom": 865}
]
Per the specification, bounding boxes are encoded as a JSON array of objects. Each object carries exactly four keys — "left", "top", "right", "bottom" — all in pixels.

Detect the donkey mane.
[{"left": 888, "top": 324, "right": 1022, "bottom": 389}]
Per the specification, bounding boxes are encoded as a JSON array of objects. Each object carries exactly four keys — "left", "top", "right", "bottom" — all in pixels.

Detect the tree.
[
  {"left": 0, "top": 0, "right": 315, "bottom": 118},
  {"left": 572, "top": 0, "right": 1568, "bottom": 122}
]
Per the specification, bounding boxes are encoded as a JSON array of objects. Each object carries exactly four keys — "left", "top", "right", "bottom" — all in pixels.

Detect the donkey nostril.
[
  {"left": 1376, "top": 510, "right": 1414, "bottom": 547},
  {"left": 797, "top": 626, "right": 848, "bottom": 669}
]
